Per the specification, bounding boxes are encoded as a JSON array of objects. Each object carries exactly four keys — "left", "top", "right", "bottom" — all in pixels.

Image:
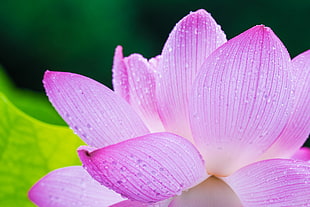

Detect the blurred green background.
[
  {"left": 1, "top": 0, "right": 309, "bottom": 145},
  {"left": 0, "top": 0, "right": 309, "bottom": 91},
  {"left": 0, "top": 1, "right": 309, "bottom": 206}
]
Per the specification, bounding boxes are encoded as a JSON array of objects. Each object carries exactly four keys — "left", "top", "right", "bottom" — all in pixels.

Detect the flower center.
[{"left": 171, "top": 176, "right": 242, "bottom": 206}]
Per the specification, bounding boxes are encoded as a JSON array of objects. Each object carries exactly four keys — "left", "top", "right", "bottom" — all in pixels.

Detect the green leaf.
[
  {"left": 0, "top": 93, "right": 84, "bottom": 207},
  {"left": 0, "top": 67, "right": 65, "bottom": 125}
]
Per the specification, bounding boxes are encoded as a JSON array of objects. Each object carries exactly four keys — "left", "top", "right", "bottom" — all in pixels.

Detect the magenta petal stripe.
[
  {"left": 190, "top": 25, "right": 294, "bottom": 176},
  {"left": 43, "top": 71, "right": 149, "bottom": 148},
  {"left": 156, "top": 9, "right": 226, "bottom": 140},
  {"left": 28, "top": 166, "right": 125, "bottom": 207},
  {"left": 262, "top": 49, "right": 310, "bottom": 159},
  {"left": 78, "top": 132, "right": 207, "bottom": 203},
  {"left": 225, "top": 159, "right": 310, "bottom": 206}
]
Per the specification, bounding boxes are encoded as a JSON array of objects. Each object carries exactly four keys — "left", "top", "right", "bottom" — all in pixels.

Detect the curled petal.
[
  {"left": 157, "top": 9, "right": 226, "bottom": 140},
  {"left": 225, "top": 159, "right": 310, "bottom": 206},
  {"left": 123, "top": 54, "right": 164, "bottom": 132},
  {"left": 190, "top": 25, "right": 294, "bottom": 176},
  {"left": 291, "top": 147, "right": 310, "bottom": 161},
  {"left": 28, "top": 166, "right": 125, "bottom": 207},
  {"left": 43, "top": 71, "right": 149, "bottom": 148},
  {"left": 262, "top": 49, "right": 310, "bottom": 159},
  {"left": 78, "top": 132, "right": 207, "bottom": 203}
]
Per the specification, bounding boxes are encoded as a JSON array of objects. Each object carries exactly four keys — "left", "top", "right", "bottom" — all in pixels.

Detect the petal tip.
[
  {"left": 248, "top": 24, "right": 272, "bottom": 34},
  {"left": 43, "top": 70, "right": 54, "bottom": 81},
  {"left": 27, "top": 174, "right": 49, "bottom": 206},
  {"left": 43, "top": 70, "right": 70, "bottom": 83},
  {"left": 77, "top": 146, "right": 92, "bottom": 160},
  {"left": 190, "top": 9, "right": 208, "bottom": 14},
  {"left": 43, "top": 71, "right": 75, "bottom": 91},
  {"left": 43, "top": 70, "right": 57, "bottom": 89},
  {"left": 114, "top": 45, "right": 123, "bottom": 58},
  {"left": 28, "top": 184, "right": 37, "bottom": 203},
  {"left": 187, "top": 9, "right": 212, "bottom": 20}
]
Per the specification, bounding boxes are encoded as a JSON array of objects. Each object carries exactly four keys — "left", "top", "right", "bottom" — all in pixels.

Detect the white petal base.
[{"left": 170, "top": 176, "right": 242, "bottom": 207}]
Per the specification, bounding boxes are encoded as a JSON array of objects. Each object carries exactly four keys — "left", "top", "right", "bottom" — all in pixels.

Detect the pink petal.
[
  {"left": 291, "top": 147, "right": 310, "bottom": 161},
  {"left": 225, "top": 159, "right": 310, "bottom": 206},
  {"left": 169, "top": 176, "right": 242, "bottom": 207},
  {"left": 112, "top": 45, "right": 130, "bottom": 102},
  {"left": 156, "top": 9, "right": 226, "bottom": 140},
  {"left": 43, "top": 71, "right": 149, "bottom": 148},
  {"left": 261, "top": 49, "right": 310, "bottom": 159},
  {"left": 28, "top": 166, "right": 125, "bottom": 207},
  {"left": 110, "top": 199, "right": 171, "bottom": 207},
  {"left": 122, "top": 54, "right": 164, "bottom": 132},
  {"left": 190, "top": 25, "right": 294, "bottom": 176},
  {"left": 78, "top": 132, "right": 207, "bottom": 203},
  {"left": 109, "top": 200, "right": 148, "bottom": 207}
]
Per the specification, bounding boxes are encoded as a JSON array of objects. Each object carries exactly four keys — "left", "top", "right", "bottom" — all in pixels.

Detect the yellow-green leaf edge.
[{"left": 0, "top": 93, "right": 84, "bottom": 207}]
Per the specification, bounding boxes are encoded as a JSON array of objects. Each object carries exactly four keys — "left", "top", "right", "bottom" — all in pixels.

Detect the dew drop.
[
  {"left": 120, "top": 166, "right": 126, "bottom": 172},
  {"left": 86, "top": 123, "right": 93, "bottom": 130}
]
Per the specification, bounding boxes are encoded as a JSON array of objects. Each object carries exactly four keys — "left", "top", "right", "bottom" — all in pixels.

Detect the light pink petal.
[
  {"left": 190, "top": 25, "right": 294, "bottom": 176},
  {"left": 225, "top": 159, "right": 310, "bottom": 206},
  {"left": 156, "top": 9, "right": 226, "bottom": 140},
  {"left": 261, "top": 49, "right": 310, "bottom": 159},
  {"left": 123, "top": 54, "right": 164, "bottom": 132},
  {"left": 148, "top": 55, "right": 161, "bottom": 71},
  {"left": 78, "top": 132, "right": 207, "bottom": 203},
  {"left": 169, "top": 176, "right": 242, "bottom": 207},
  {"left": 43, "top": 71, "right": 149, "bottom": 148},
  {"left": 29, "top": 166, "right": 125, "bottom": 207},
  {"left": 291, "top": 147, "right": 310, "bottom": 161},
  {"left": 112, "top": 45, "right": 130, "bottom": 102}
]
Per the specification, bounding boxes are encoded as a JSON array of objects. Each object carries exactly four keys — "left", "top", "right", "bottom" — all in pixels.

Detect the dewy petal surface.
[
  {"left": 190, "top": 25, "right": 293, "bottom": 176},
  {"left": 262, "top": 49, "right": 310, "bottom": 159},
  {"left": 157, "top": 9, "right": 226, "bottom": 140},
  {"left": 43, "top": 71, "right": 149, "bottom": 148},
  {"left": 78, "top": 132, "right": 207, "bottom": 203},
  {"left": 28, "top": 166, "right": 125, "bottom": 207},
  {"left": 225, "top": 159, "right": 310, "bottom": 206},
  {"left": 112, "top": 45, "right": 130, "bottom": 102},
  {"left": 122, "top": 53, "right": 164, "bottom": 132}
]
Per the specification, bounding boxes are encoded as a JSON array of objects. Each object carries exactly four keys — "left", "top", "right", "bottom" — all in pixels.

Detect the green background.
[
  {"left": 0, "top": 0, "right": 309, "bottom": 91},
  {"left": 0, "top": 0, "right": 309, "bottom": 206}
]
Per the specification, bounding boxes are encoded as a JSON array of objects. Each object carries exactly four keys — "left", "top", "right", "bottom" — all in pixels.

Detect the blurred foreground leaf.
[
  {"left": 0, "top": 67, "right": 65, "bottom": 125},
  {"left": 0, "top": 93, "right": 84, "bottom": 207}
]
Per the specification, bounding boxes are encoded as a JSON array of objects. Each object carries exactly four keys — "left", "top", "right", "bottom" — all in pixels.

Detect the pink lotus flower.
[{"left": 29, "top": 9, "right": 310, "bottom": 206}]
